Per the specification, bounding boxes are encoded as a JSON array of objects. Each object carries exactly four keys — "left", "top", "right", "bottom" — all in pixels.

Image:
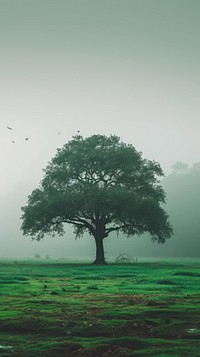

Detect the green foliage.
[{"left": 21, "top": 135, "right": 173, "bottom": 261}]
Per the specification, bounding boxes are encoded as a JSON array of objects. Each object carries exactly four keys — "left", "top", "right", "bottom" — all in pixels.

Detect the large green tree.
[{"left": 21, "top": 135, "right": 173, "bottom": 264}]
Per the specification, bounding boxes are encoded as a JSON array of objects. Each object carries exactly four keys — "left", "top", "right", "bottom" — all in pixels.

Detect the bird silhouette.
[
  {"left": 57, "top": 131, "right": 61, "bottom": 134},
  {"left": 25, "top": 138, "right": 29, "bottom": 141},
  {"left": 7, "top": 126, "right": 13, "bottom": 130},
  {"left": 11, "top": 140, "right": 15, "bottom": 143}
]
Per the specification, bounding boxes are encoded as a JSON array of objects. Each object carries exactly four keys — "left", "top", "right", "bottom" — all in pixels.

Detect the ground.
[{"left": 0, "top": 258, "right": 199, "bottom": 356}]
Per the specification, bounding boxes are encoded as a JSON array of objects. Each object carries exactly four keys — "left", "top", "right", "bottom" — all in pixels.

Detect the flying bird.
[
  {"left": 7, "top": 126, "right": 13, "bottom": 130},
  {"left": 25, "top": 138, "right": 29, "bottom": 141},
  {"left": 57, "top": 131, "right": 61, "bottom": 134},
  {"left": 11, "top": 140, "right": 15, "bottom": 143}
]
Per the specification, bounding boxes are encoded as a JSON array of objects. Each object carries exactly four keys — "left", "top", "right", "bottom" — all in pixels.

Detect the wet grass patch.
[
  {"left": 0, "top": 258, "right": 199, "bottom": 356},
  {"left": 157, "top": 279, "right": 179, "bottom": 285},
  {"left": 174, "top": 271, "right": 200, "bottom": 277}
]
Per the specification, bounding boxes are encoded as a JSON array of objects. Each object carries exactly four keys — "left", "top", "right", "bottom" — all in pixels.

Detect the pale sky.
[
  {"left": 1, "top": 0, "right": 200, "bottom": 194},
  {"left": 0, "top": 1, "right": 199, "bottom": 258}
]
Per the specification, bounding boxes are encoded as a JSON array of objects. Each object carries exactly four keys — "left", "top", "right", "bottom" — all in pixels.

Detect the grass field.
[{"left": 0, "top": 258, "right": 199, "bottom": 356}]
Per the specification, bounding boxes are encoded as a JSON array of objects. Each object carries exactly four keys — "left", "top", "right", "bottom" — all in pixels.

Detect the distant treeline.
[{"left": 162, "top": 162, "right": 200, "bottom": 257}]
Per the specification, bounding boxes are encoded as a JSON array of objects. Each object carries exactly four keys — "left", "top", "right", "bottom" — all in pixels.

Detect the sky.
[{"left": 0, "top": 0, "right": 200, "bottom": 258}]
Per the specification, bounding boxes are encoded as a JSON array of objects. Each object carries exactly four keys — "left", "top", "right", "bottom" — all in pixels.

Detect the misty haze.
[
  {"left": 1, "top": 160, "right": 199, "bottom": 260},
  {"left": 0, "top": 1, "right": 200, "bottom": 356},
  {"left": 1, "top": 0, "right": 200, "bottom": 261}
]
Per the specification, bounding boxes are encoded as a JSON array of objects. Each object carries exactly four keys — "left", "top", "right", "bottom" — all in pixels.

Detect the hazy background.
[{"left": 0, "top": 0, "right": 199, "bottom": 259}]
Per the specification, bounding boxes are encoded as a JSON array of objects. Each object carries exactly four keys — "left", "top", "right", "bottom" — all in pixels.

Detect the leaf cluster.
[{"left": 21, "top": 135, "right": 173, "bottom": 242}]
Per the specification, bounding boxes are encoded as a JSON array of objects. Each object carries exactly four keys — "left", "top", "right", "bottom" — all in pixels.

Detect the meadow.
[{"left": 0, "top": 258, "right": 199, "bottom": 356}]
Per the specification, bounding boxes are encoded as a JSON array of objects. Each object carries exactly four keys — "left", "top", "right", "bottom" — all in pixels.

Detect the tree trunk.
[{"left": 93, "top": 235, "right": 106, "bottom": 265}]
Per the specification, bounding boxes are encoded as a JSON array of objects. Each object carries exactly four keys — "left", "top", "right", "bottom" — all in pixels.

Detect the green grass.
[{"left": 0, "top": 258, "right": 199, "bottom": 356}]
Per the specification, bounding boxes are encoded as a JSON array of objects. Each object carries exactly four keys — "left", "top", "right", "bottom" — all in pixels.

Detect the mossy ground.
[{"left": 0, "top": 259, "right": 199, "bottom": 356}]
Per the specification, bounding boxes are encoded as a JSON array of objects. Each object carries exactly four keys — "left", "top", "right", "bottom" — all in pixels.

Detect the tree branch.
[{"left": 105, "top": 224, "right": 134, "bottom": 236}]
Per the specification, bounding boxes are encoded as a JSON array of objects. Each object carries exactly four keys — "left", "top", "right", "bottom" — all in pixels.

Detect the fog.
[
  {"left": 0, "top": 1, "right": 200, "bottom": 259},
  {"left": 1, "top": 163, "right": 200, "bottom": 259},
  {"left": 0, "top": 183, "right": 96, "bottom": 259}
]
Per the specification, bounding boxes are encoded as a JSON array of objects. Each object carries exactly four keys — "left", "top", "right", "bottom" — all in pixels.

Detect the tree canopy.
[{"left": 21, "top": 134, "right": 173, "bottom": 264}]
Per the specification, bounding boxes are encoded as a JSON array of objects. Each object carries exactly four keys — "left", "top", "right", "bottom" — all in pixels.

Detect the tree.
[
  {"left": 172, "top": 161, "right": 188, "bottom": 173},
  {"left": 21, "top": 135, "right": 173, "bottom": 264}
]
